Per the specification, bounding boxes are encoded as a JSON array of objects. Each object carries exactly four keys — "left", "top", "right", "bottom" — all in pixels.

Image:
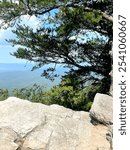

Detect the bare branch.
[
  {"left": 84, "top": 7, "right": 113, "bottom": 22},
  {"left": 102, "top": 12, "right": 113, "bottom": 22}
]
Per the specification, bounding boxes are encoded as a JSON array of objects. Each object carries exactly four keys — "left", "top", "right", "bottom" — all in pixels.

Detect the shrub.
[
  {"left": 0, "top": 89, "right": 9, "bottom": 101},
  {"left": 13, "top": 84, "right": 45, "bottom": 103}
]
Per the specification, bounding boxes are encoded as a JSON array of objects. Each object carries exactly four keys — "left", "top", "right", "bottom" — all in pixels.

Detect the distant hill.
[{"left": 0, "top": 63, "right": 68, "bottom": 91}]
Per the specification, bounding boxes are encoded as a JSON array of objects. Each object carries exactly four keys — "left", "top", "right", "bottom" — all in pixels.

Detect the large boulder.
[
  {"left": 0, "top": 97, "right": 111, "bottom": 150},
  {"left": 89, "top": 93, "right": 113, "bottom": 125}
]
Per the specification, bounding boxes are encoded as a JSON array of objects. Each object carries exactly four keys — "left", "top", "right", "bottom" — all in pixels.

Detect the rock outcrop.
[
  {"left": 0, "top": 95, "right": 112, "bottom": 150},
  {"left": 89, "top": 93, "right": 113, "bottom": 149},
  {"left": 109, "top": 70, "right": 113, "bottom": 96},
  {"left": 89, "top": 93, "right": 113, "bottom": 125}
]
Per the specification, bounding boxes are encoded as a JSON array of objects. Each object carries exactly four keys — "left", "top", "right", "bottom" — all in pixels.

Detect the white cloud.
[
  {"left": 20, "top": 15, "right": 41, "bottom": 28},
  {"left": 0, "top": 14, "right": 41, "bottom": 44},
  {"left": 0, "top": 20, "right": 6, "bottom": 39},
  {"left": 0, "top": 29, "right": 6, "bottom": 40},
  {"left": 69, "top": 29, "right": 108, "bottom": 43},
  {"left": 0, "top": 15, "right": 42, "bottom": 63}
]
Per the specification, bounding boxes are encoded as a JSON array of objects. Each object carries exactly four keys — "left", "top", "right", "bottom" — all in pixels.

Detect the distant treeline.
[{"left": 0, "top": 74, "right": 110, "bottom": 111}]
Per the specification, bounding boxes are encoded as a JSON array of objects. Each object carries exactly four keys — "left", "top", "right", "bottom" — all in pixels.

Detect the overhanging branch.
[
  {"left": 84, "top": 7, "right": 113, "bottom": 22},
  {"left": 22, "top": 1, "right": 113, "bottom": 22}
]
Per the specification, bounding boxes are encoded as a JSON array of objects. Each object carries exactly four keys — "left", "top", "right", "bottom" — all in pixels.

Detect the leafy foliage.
[
  {"left": 41, "top": 73, "right": 111, "bottom": 111},
  {"left": 10, "top": 78, "right": 108, "bottom": 111},
  {"left": 0, "top": 0, "right": 113, "bottom": 110},
  {"left": 13, "top": 84, "right": 45, "bottom": 103},
  {"left": 0, "top": 89, "right": 9, "bottom": 101},
  {"left": 0, "top": 0, "right": 112, "bottom": 84},
  {"left": 0, "top": 71, "right": 110, "bottom": 111}
]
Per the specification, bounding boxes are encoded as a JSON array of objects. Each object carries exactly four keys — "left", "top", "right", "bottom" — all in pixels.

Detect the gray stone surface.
[
  {"left": 0, "top": 97, "right": 111, "bottom": 150},
  {"left": 89, "top": 93, "right": 113, "bottom": 125},
  {"left": 106, "top": 125, "right": 113, "bottom": 150},
  {"left": 0, "top": 127, "right": 19, "bottom": 150},
  {"left": 109, "top": 70, "right": 113, "bottom": 96}
]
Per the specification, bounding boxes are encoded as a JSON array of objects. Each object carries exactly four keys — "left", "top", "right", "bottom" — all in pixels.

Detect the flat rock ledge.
[{"left": 0, "top": 95, "right": 112, "bottom": 150}]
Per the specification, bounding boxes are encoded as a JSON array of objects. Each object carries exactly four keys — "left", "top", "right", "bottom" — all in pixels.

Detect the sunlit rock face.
[{"left": 0, "top": 96, "right": 112, "bottom": 150}]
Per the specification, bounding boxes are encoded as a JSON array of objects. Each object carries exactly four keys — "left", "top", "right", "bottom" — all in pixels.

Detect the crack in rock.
[{"left": 16, "top": 116, "right": 47, "bottom": 150}]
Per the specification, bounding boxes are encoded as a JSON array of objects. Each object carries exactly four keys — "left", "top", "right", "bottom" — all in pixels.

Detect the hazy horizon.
[{"left": 0, "top": 63, "right": 68, "bottom": 91}]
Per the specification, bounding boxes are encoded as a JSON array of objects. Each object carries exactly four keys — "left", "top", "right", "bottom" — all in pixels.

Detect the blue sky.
[
  {"left": 0, "top": 6, "right": 58, "bottom": 64},
  {"left": 0, "top": 11, "right": 107, "bottom": 64},
  {"left": 0, "top": 27, "right": 21, "bottom": 63},
  {"left": 0, "top": 9, "right": 58, "bottom": 64},
  {"left": 0, "top": 15, "right": 41, "bottom": 64}
]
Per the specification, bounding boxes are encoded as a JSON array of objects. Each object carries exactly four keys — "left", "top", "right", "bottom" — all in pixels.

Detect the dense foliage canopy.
[
  {"left": 0, "top": 0, "right": 113, "bottom": 110},
  {"left": 0, "top": 0, "right": 113, "bottom": 81}
]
